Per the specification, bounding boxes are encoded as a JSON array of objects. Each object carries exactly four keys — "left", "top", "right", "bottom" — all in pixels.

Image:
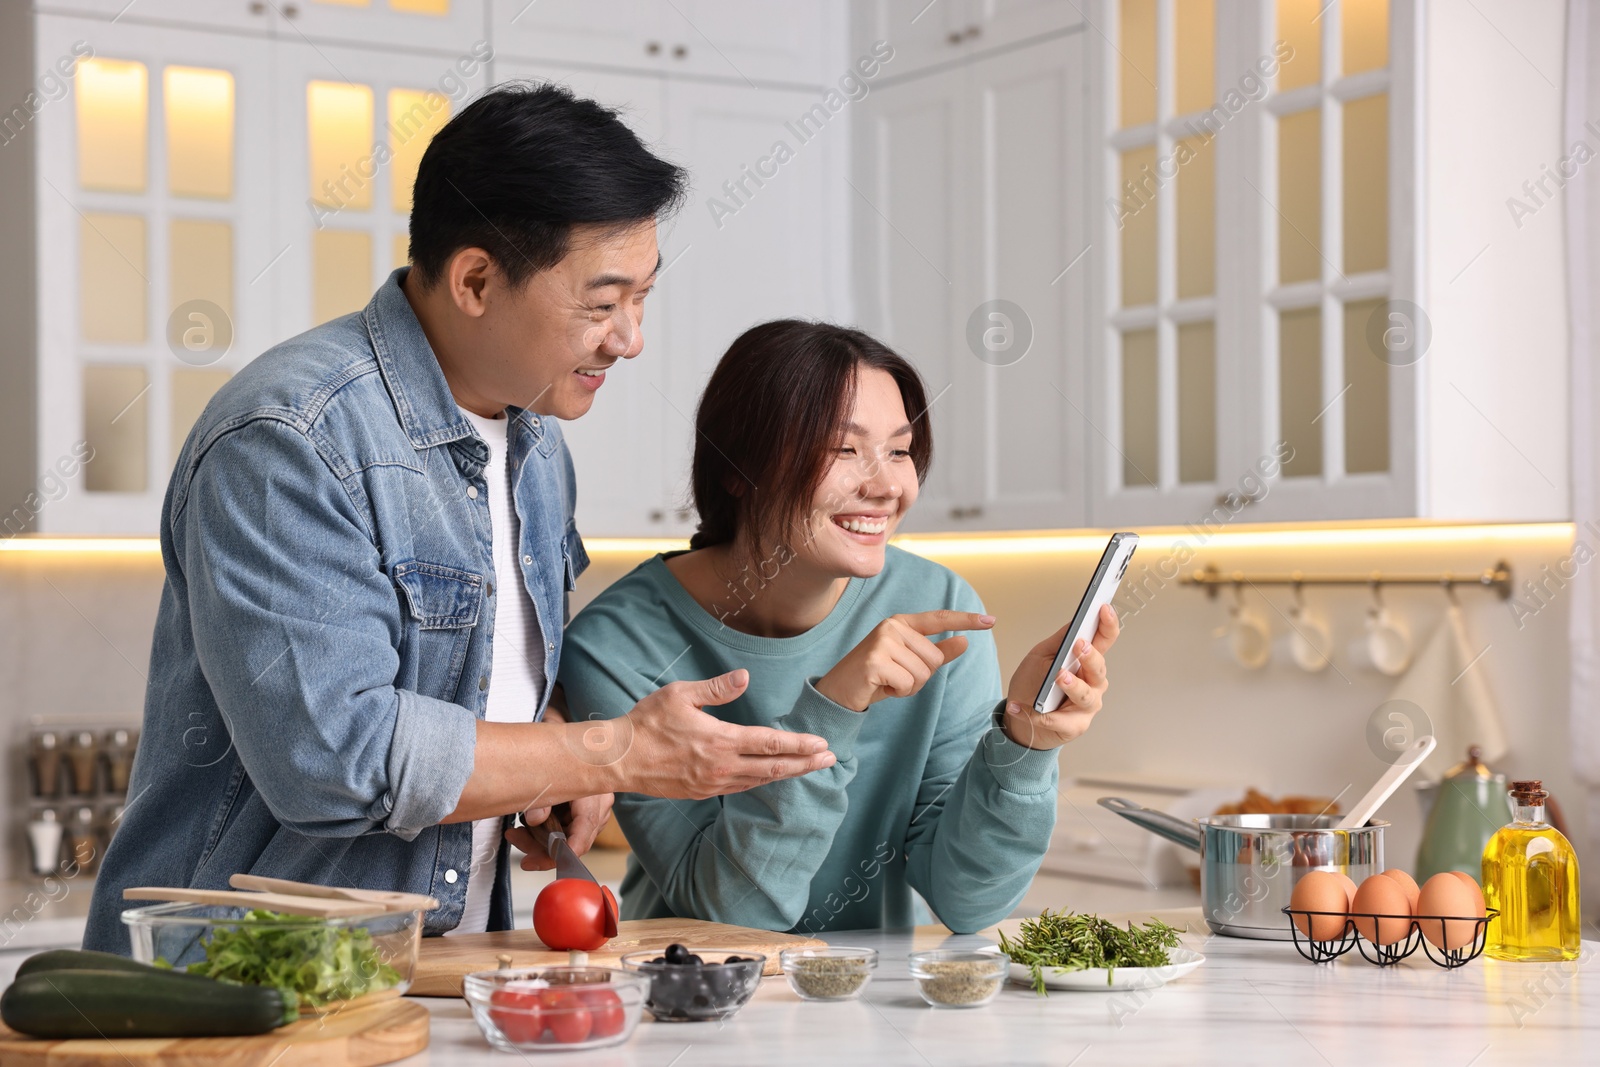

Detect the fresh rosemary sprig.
[{"left": 997, "top": 910, "right": 1182, "bottom": 994}]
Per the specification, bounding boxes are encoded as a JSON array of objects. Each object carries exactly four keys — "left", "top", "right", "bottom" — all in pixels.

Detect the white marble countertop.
[{"left": 393, "top": 911, "right": 1598, "bottom": 1067}]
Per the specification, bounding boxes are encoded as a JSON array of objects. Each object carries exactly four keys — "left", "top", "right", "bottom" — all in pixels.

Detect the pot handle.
[{"left": 1097, "top": 796, "right": 1203, "bottom": 852}]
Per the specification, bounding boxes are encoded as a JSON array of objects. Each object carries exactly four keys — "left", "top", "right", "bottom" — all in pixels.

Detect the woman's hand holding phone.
[
  {"left": 816, "top": 610, "right": 997, "bottom": 712},
  {"left": 1001, "top": 604, "right": 1120, "bottom": 750}
]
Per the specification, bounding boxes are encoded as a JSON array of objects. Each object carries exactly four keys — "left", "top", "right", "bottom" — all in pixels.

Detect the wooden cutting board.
[
  {"left": 0, "top": 997, "right": 428, "bottom": 1067},
  {"left": 411, "top": 917, "right": 826, "bottom": 996}
]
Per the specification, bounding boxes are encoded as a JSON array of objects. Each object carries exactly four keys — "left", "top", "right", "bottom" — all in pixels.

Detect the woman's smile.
[{"left": 831, "top": 512, "right": 892, "bottom": 541}]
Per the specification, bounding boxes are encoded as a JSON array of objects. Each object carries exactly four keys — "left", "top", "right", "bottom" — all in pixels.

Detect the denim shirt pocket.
[
  {"left": 393, "top": 561, "right": 483, "bottom": 703},
  {"left": 561, "top": 529, "right": 589, "bottom": 625}
]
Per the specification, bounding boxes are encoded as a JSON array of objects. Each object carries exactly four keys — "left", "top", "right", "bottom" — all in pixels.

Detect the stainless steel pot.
[{"left": 1098, "top": 797, "right": 1387, "bottom": 940}]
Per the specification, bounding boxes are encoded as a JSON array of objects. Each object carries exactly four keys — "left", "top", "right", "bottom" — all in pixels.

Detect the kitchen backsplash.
[{"left": 0, "top": 527, "right": 1588, "bottom": 918}]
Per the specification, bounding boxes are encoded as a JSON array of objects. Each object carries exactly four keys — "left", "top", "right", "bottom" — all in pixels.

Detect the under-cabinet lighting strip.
[{"left": 0, "top": 523, "right": 1574, "bottom": 556}]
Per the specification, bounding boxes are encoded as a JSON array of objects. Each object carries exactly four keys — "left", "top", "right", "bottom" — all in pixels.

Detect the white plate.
[{"left": 979, "top": 945, "right": 1206, "bottom": 991}]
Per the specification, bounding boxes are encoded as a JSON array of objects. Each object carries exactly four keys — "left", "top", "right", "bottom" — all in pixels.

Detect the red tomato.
[
  {"left": 488, "top": 987, "right": 546, "bottom": 1045},
  {"left": 533, "top": 879, "right": 611, "bottom": 951},
  {"left": 578, "top": 987, "right": 626, "bottom": 1038},
  {"left": 541, "top": 990, "right": 592, "bottom": 1044}
]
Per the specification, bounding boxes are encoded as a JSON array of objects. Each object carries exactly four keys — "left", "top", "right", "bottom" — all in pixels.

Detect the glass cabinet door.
[
  {"left": 272, "top": 39, "right": 488, "bottom": 337},
  {"left": 1252, "top": 0, "right": 1415, "bottom": 521},
  {"left": 34, "top": 15, "right": 277, "bottom": 534},
  {"left": 1089, "top": 0, "right": 1228, "bottom": 526},
  {"left": 1089, "top": 0, "right": 1415, "bottom": 526}
]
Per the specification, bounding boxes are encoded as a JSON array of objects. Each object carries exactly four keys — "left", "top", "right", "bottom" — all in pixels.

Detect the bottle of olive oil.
[{"left": 1482, "top": 780, "right": 1580, "bottom": 961}]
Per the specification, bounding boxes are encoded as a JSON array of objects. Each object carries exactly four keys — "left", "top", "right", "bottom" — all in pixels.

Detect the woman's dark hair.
[
  {"left": 408, "top": 82, "right": 687, "bottom": 288},
  {"left": 689, "top": 320, "right": 933, "bottom": 559}
]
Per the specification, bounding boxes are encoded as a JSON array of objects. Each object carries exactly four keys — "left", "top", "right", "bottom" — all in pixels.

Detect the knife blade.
[{"left": 544, "top": 823, "right": 594, "bottom": 884}]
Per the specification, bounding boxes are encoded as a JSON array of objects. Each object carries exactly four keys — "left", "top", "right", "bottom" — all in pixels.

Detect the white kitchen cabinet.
[
  {"left": 500, "top": 60, "right": 850, "bottom": 537},
  {"left": 488, "top": 1, "right": 665, "bottom": 74},
  {"left": 852, "top": 0, "right": 1083, "bottom": 80},
  {"left": 965, "top": 0, "right": 1088, "bottom": 52},
  {"left": 849, "top": 65, "right": 975, "bottom": 528},
  {"left": 7, "top": 2, "right": 841, "bottom": 537},
  {"left": 853, "top": 0, "right": 1567, "bottom": 533},
  {"left": 31, "top": 0, "right": 275, "bottom": 34},
  {"left": 853, "top": 33, "right": 1087, "bottom": 532},
  {"left": 29, "top": 0, "right": 280, "bottom": 34},
  {"left": 33, "top": 0, "right": 487, "bottom": 53},
  {"left": 284, "top": 0, "right": 488, "bottom": 55},
  {"left": 491, "top": 0, "right": 839, "bottom": 87},
  {"left": 653, "top": 78, "right": 851, "bottom": 532}
]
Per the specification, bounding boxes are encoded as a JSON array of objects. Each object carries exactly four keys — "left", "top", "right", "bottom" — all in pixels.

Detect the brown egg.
[
  {"left": 1351, "top": 874, "right": 1413, "bottom": 945},
  {"left": 1379, "top": 868, "right": 1421, "bottom": 911},
  {"left": 1417, "top": 873, "right": 1481, "bottom": 950},
  {"left": 1334, "top": 872, "right": 1359, "bottom": 907},
  {"left": 1447, "top": 870, "right": 1487, "bottom": 916},
  {"left": 1289, "top": 871, "right": 1352, "bottom": 942}
]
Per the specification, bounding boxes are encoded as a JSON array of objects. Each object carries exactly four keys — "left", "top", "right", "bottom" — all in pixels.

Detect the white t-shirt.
[{"left": 445, "top": 407, "right": 546, "bottom": 936}]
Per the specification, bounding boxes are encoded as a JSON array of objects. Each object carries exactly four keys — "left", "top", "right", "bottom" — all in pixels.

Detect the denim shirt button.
[
  {"left": 522, "top": 555, "right": 532, "bottom": 566},
  {"left": 467, "top": 485, "right": 478, "bottom": 500},
  {"left": 485, "top": 581, "right": 494, "bottom": 597},
  {"left": 444, "top": 869, "right": 458, "bottom": 884},
  {"left": 478, "top": 675, "right": 488, "bottom": 691}
]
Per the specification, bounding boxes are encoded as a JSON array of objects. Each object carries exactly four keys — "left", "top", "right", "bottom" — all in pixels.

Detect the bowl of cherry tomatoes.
[{"left": 463, "top": 966, "right": 649, "bottom": 1053}]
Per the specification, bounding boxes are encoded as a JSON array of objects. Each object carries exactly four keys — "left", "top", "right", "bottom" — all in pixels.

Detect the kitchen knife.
[{"left": 527, "top": 811, "right": 620, "bottom": 937}]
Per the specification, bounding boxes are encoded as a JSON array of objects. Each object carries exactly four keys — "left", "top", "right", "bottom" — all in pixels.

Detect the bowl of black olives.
[{"left": 619, "top": 944, "right": 766, "bottom": 1022}]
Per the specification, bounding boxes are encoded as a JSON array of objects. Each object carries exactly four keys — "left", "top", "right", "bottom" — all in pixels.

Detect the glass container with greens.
[{"left": 122, "top": 903, "right": 420, "bottom": 1013}]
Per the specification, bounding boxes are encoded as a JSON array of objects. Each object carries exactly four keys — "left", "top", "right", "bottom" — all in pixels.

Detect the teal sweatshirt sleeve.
[
  {"left": 558, "top": 629, "right": 865, "bottom": 932},
  {"left": 902, "top": 583, "right": 1061, "bottom": 934}
]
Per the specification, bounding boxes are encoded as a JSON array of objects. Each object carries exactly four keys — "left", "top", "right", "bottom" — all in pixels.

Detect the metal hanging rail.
[{"left": 1180, "top": 560, "right": 1514, "bottom": 601}]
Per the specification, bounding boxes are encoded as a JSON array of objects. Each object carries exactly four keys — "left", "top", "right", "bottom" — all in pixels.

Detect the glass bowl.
[
  {"left": 619, "top": 949, "right": 765, "bottom": 1021},
  {"left": 780, "top": 946, "right": 878, "bottom": 1001},
  {"left": 121, "top": 902, "right": 420, "bottom": 1013},
  {"left": 907, "top": 949, "right": 1007, "bottom": 1008},
  {"left": 463, "top": 966, "right": 649, "bottom": 1053}
]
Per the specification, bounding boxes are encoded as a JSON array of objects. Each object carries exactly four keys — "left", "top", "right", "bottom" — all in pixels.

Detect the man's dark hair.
[{"left": 408, "top": 82, "right": 687, "bottom": 288}]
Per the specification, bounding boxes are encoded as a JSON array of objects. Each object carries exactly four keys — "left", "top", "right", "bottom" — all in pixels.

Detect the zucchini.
[
  {"left": 14, "top": 949, "right": 156, "bottom": 980},
  {"left": 1, "top": 969, "right": 293, "bottom": 1038}
]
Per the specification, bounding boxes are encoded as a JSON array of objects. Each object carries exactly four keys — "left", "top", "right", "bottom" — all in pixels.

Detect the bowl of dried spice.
[
  {"left": 780, "top": 947, "right": 878, "bottom": 1002},
  {"left": 906, "top": 949, "right": 1007, "bottom": 1009}
]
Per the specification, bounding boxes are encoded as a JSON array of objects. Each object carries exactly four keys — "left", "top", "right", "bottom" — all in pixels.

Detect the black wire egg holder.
[{"left": 1280, "top": 907, "right": 1498, "bottom": 969}]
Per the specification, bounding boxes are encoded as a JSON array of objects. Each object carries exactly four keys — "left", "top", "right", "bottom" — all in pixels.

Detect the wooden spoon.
[
  {"left": 122, "top": 887, "right": 380, "bottom": 918},
  {"left": 230, "top": 874, "right": 439, "bottom": 913}
]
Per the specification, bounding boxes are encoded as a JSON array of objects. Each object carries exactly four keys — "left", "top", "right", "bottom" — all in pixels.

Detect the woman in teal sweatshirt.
[{"left": 556, "top": 320, "right": 1120, "bottom": 934}]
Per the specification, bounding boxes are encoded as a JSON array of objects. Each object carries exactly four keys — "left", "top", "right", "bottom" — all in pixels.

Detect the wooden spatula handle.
[
  {"left": 122, "top": 887, "right": 378, "bottom": 918},
  {"left": 230, "top": 874, "right": 439, "bottom": 912}
]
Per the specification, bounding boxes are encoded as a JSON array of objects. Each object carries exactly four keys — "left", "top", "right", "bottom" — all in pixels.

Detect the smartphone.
[{"left": 1032, "top": 532, "right": 1138, "bottom": 713}]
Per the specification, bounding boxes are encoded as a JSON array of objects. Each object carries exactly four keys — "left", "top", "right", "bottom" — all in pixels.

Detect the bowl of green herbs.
[
  {"left": 123, "top": 903, "right": 418, "bottom": 1013},
  {"left": 990, "top": 910, "right": 1202, "bottom": 993}
]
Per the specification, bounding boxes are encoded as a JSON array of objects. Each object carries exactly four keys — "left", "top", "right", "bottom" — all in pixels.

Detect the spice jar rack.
[
  {"left": 1282, "top": 907, "right": 1498, "bottom": 968},
  {"left": 19, "top": 721, "right": 138, "bottom": 878}
]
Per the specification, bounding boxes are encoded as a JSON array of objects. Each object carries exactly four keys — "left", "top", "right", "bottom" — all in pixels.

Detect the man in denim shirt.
[{"left": 84, "top": 85, "right": 835, "bottom": 950}]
